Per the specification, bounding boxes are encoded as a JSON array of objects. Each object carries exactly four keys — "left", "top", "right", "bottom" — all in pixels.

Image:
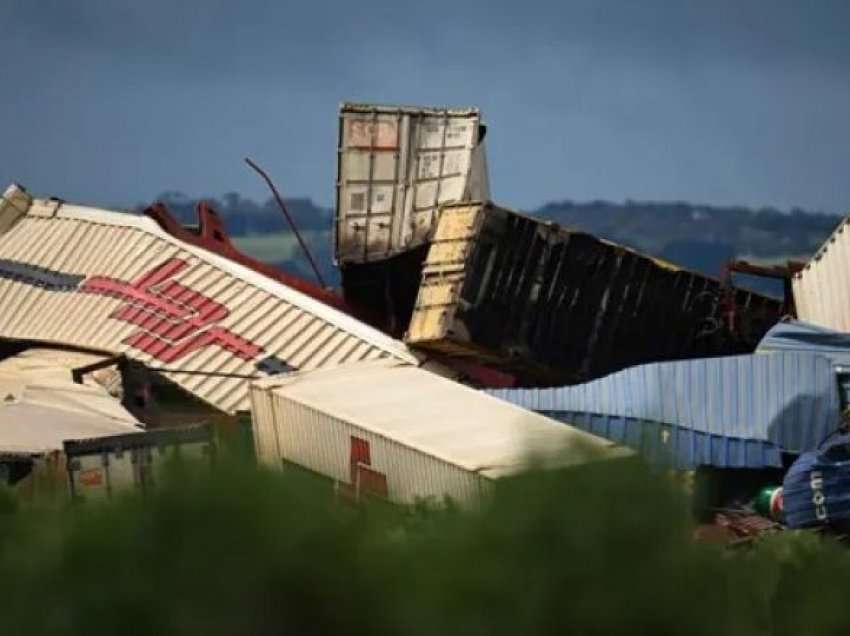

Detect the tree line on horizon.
[{"left": 138, "top": 192, "right": 843, "bottom": 294}]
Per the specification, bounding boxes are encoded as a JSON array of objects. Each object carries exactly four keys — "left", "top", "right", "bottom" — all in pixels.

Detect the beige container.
[
  {"left": 0, "top": 183, "right": 421, "bottom": 414},
  {"left": 335, "top": 102, "right": 489, "bottom": 265},
  {"left": 793, "top": 213, "right": 850, "bottom": 332},
  {"left": 249, "top": 359, "right": 630, "bottom": 506}
]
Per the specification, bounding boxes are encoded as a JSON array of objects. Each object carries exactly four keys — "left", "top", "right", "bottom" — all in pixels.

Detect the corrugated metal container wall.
[
  {"left": 488, "top": 351, "right": 841, "bottom": 454},
  {"left": 541, "top": 411, "right": 783, "bottom": 469},
  {"left": 250, "top": 359, "right": 629, "bottom": 506},
  {"left": 335, "top": 103, "right": 489, "bottom": 265},
  {"left": 407, "top": 201, "right": 784, "bottom": 384},
  {"left": 65, "top": 425, "right": 214, "bottom": 499},
  {"left": 254, "top": 394, "right": 487, "bottom": 505},
  {"left": 0, "top": 184, "right": 420, "bottom": 414},
  {"left": 757, "top": 319, "right": 850, "bottom": 367},
  {"left": 793, "top": 214, "right": 850, "bottom": 331}
]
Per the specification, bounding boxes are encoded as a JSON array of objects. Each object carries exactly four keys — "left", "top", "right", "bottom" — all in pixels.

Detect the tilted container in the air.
[{"left": 335, "top": 102, "right": 489, "bottom": 266}]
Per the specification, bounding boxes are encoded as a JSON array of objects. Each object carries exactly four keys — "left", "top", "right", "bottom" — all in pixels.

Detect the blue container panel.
[
  {"left": 490, "top": 350, "right": 841, "bottom": 454},
  {"left": 545, "top": 410, "right": 783, "bottom": 470}
]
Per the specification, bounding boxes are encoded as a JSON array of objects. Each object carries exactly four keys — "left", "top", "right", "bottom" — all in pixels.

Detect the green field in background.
[{"left": 233, "top": 231, "right": 327, "bottom": 262}]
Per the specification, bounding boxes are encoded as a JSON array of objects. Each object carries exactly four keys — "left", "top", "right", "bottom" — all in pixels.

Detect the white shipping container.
[
  {"left": 793, "top": 214, "right": 850, "bottom": 331},
  {"left": 335, "top": 102, "right": 490, "bottom": 265},
  {"left": 0, "top": 183, "right": 422, "bottom": 414},
  {"left": 250, "top": 360, "right": 630, "bottom": 506}
]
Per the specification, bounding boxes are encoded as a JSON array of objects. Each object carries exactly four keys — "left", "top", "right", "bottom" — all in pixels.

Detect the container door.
[
  {"left": 405, "top": 115, "right": 480, "bottom": 251},
  {"left": 337, "top": 111, "right": 405, "bottom": 263}
]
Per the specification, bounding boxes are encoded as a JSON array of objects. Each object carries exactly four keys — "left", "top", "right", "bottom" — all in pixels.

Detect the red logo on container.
[
  {"left": 80, "top": 258, "right": 263, "bottom": 363},
  {"left": 339, "top": 436, "right": 388, "bottom": 499},
  {"left": 79, "top": 468, "right": 104, "bottom": 488}
]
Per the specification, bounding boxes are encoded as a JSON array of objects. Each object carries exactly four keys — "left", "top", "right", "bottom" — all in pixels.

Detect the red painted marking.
[
  {"left": 80, "top": 258, "right": 264, "bottom": 363},
  {"left": 79, "top": 468, "right": 104, "bottom": 488},
  {"left": 339, "top": 436, "right": 388, "bottom": 500}
]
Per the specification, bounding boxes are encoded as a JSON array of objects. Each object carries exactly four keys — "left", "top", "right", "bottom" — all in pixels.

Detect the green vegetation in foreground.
[{"left": 1, "top": 459, "right": 849, "bottom": 635}]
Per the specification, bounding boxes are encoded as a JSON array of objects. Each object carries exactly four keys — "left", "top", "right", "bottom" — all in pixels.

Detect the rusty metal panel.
[
  {"left": 0, "top": 186, "right": 419, "bottom": 414},
  {"left": 793, "top": 215, "right": 850, "bottom": 332},
  {"left": 335, "top": 102, "right": 489, "bottom": 265},
  {"left": 407, "top": 201, "right": 784, "bottom": 384}
]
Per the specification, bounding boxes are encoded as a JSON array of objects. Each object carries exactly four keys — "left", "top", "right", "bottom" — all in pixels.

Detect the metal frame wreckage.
[{"left": 1, "top": 100, "right": 849, "bottom": 541}]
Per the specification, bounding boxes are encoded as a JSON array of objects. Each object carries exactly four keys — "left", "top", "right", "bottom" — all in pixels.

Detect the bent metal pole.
[{"left": 244, "top": 157, "right": 327, "bottom": 289}]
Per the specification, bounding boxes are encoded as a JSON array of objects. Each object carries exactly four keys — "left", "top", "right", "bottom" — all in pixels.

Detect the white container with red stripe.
[{"left": 249, "top": 359, "right": 630, "bottom": 505}]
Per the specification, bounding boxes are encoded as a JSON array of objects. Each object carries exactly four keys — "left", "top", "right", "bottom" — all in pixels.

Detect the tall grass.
[{"left": 1, "top": 459, "right": 849, "bottom": 635}]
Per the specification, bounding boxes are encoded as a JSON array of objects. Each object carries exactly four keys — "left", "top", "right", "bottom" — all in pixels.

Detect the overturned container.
[
  {"left": 249, "top": 359, "right": 630, "bottom": 506},
  {"left": 406, "top": 201, "right": 784, "bottom": 384},
  {"left": 0, "top": 183, "right": 424, "bottom": 414},
  {"left": 488, "top": 350, "right": 844, "bottom": 468}
]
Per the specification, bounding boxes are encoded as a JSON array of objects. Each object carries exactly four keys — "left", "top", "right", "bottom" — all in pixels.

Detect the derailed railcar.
[{"left": 406, "top": 201, "right": 784, "bottom": 384}]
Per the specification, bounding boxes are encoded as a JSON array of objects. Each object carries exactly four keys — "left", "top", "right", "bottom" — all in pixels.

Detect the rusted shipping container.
[
  {"left": 249, "top": 359, "right": 630, "bottom": 506},
  {"left": 335, "top": 102, "right": 489, "bottom": 266},
  {"left": 0, "top": 184, "right": 423, "bottom": 414},
  {"left": 792, "top": 212, "right": 850, "bottom": 332},
  {"left": 406, "top": 201, "right": 784, "bottom": 384}
]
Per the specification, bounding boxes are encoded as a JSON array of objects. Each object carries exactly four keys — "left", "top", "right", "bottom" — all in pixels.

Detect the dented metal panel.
[
  {"left": 407, "top": 201, "right": 784, "bottom": 384},
  {"left": 792, "top": 213, "right": 850, "bottom": 332},
  {"left": 0, "top": 184, "right": 419, "bottom": 414},
  {"left": 539, "top": 411, "right": 783, "bottom": 470},
  {"left": 488, "top": 351, "right": 841, "bottom": 455},
  {"left": 335, "top": 102, "right": 489, "bottom": 265}
]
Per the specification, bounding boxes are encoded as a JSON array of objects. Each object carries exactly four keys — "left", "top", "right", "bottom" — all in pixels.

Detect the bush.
[{"left": 1, "top": 459, "right": 849, "bottom": 635}]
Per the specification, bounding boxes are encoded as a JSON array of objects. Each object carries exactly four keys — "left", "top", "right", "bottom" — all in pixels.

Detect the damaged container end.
[
  {"left": 406, "top": 201, "right": 784, "bottom": 384},
  {"left": 334, "top": 102, "right": 489, "bottom": 266}
]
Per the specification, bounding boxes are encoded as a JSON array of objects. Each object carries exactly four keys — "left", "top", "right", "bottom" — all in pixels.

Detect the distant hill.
[{"left": 139, "top": 193, "right": 844, "bottom": 296}]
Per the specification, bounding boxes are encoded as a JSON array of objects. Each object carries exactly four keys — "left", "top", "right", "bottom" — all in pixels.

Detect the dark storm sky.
[{"left": 2, "top": 0, "right": 849, "bottom": 213}]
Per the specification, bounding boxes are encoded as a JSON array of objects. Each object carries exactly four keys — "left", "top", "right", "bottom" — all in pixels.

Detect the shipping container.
[
  {"left": 0, "top": 348, "right": 142, "bottom": 456},
  {"left": 249, "top": 359, "right": 630, "bottom": 506},
  {"left": 406, "top": 201, "right": 784, "bottom": 383},
  {"left": 757, "top": 319, "right": 850, "bottom": 367},
  {"left": 535, "top": 411, "right": 783, "bottom": 469},
  {"left": 488, "top": 351, "right": 842, "bottom": 457},
  {"left": 793, "top": 213, "right": 850, "bottom": 332},
  {"left": 0, "top": 183, "right": 423, "bottom": 414},
  {"left": 335, "top": 102, "right": 489, "bottom": 266},
  {"left": 64, "top": 424, "right": 214, "bottom": 500},
  {"left": 791, "top": 216, "right": 850, "bottom": 333}
]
